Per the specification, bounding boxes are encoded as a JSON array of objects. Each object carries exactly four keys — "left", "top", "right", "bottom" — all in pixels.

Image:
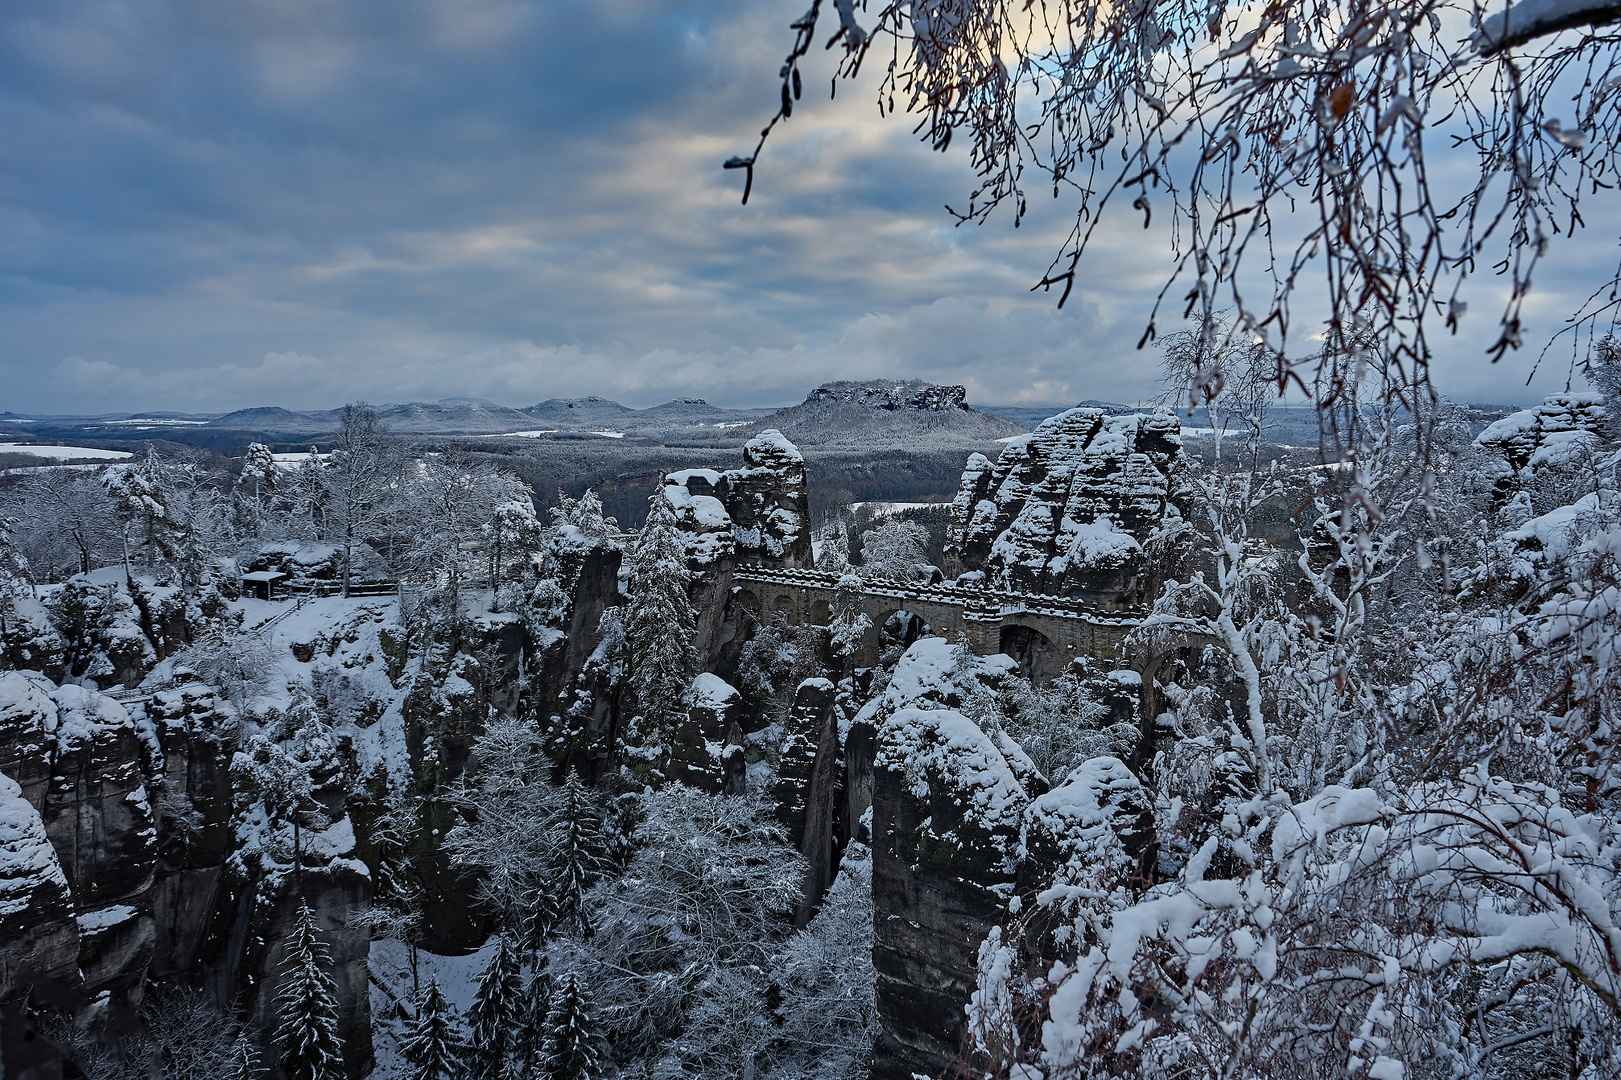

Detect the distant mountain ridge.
[{"left": 200, "top": 397, "right": 770, "bottom": 438}]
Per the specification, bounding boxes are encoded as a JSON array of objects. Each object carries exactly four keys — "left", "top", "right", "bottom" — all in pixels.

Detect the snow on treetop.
[
  {"left": 0, "top": 771, "right": 69, "bottom": 919},
  {"left": 689, "top": 672, "right": 741, "bottom": 709}
]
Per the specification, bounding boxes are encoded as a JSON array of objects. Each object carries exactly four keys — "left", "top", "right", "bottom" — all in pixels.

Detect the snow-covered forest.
[{"left": 1, "top": 342, "right": 1619, "bottom": 1080}]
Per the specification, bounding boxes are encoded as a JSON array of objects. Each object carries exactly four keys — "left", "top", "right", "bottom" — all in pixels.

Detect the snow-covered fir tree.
[
  {"left": 546, "top": 770, "right": 613, "bottom": 939},
  {"left": 235, "top": 440, "right": 279, "bottom": 537},
  {"left": 275, "top": 903, "right": 344, "bottom": 1080},
  {"left": 401, "top": 978, "right": 464, "bottom": 1080},
  {"left": 466, "top": 934, "right": 525, "bottom": 1079},
  {"left": 512, "top": 964, "right": 553, "bottom": 1076},
  {"left": 538, "top": 974, "right": 601, "bottom": 1080},
  {"left": 815, "top": 519, "right": 850, "bottom": 572},
  {"left": 485, "top": 498, "right": 544, "bottom": 611},
  {"left": 286, "top": 451, "right": 329, "bottom": 540},
  {"left": 547, "top": 489, "right": 619, "bottom": 552},
  {"left": 0, "top": 514, "right": 29, "bottom": 597},
  {"left": 103, "top": 445, "right": 172, "bottom": 574},
  {"left": 622, "top": 494, "right": 698, "bottom": 729}
]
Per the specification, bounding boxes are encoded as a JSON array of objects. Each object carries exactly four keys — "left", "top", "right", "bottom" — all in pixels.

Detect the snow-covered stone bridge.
[{"left": 731, "top": 563, "right": 1144, "bottom": 680}]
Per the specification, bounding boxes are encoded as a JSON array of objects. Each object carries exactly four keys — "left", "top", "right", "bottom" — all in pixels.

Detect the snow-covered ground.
[
  {"left": 271, "top": 452, "right": 331, "bottom": 470},
  {"left": 103, "top": 419, "right": 209, "bottom": 427},
  {"left": 369, "top": 936, "right": 501, "bottom": 1077},
  {"left": 0, "top": 442, "right": 132, "bottom": 460}
]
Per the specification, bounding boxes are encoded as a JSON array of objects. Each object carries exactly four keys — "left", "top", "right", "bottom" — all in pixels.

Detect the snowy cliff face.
[
  {"left": 1475, "top": 392, "right": 1609, "bottom": 495},
  {"left": 662, "top": 429, "right": 813, "bottom": 569},
  {"left": 946, "top": 407, "right": 1186, "bottom": 603},
  {"left": 862, "top": 639, "right": 1029, "bottom": 1080},
  {"left": 0, "top": 671, "right": 163, "bottom": 1015},
  {"left": 0, "top": 770, "right": 79, "bottom": 1009},
  {"left": 870, "top": 697, "right": 1029, "bottom": 1080}
]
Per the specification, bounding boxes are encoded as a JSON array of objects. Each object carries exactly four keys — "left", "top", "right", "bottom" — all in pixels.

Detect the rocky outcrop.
[
  {"left": 0, "top": 671, "right": 59, "bottom": 810},
  {"left": 667, "top": 673, "right": 744, "bottom": 792},
  {"left": 946, "top": 407, "right": 1186, "bottom": 605},
  {"left": 664, "top": 430, "right": 813, "bottom": 672},
  {"left": 0, "top": 771, "right": 79, "bottom": 1010},
  {"left": 0, "top": 658, "right": 382, "bottom": 1076},
  {"left": 1474, "top": 392, "right": 1609, "bottom": 505},
  {"left": 772, "top": 678, "right": 841, "bottom": 925},
  {"left": 0, "top": 673, "right": 162, "bottom": 1032},
  {"left": 144, "top": 684, "right": 239, "bottom": 984},
  {"left": 870, "top": 704, "right": 1029, "bottom": 1080},
  {"left": 663, "top": 429, "right": 813, "bottom": 571}
]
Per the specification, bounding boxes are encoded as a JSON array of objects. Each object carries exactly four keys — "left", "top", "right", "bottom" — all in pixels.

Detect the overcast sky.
[{"left": 1, "top": 0, "right": 1615, "bottom": 415}]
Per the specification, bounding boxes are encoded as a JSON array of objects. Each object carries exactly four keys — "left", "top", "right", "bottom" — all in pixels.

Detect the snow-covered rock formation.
[
  {"left": 945, "top": 407, "right": 1187, "bottom": 604},
  {"left": 662, "top": 429, "right": 813, "bottom": 570},
  {"left": 1474, "top": 391, "right": 1609, "bottom": 502}
]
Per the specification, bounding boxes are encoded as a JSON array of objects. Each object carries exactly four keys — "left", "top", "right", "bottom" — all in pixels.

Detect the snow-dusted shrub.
[
  {"left": 556, "top": 787, "right": 805, "bottom": 1071},
  {"left": 858, "top": 520, "right": 931, "bottom": 582}
]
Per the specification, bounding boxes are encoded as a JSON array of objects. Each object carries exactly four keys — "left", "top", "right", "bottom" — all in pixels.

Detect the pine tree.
[
  {"left": 516, "top": 877, "right": 562, "bottom": 957},
  {"left": 275, "top": 903, "right": 345, "bottom": 1080},
  {"left": 537, "top": 974, "right": 600, "bottom": 1080},
  {"left": 815, "top": 519, "right": 850, "bottom": 572},
  {"left": 622, "top": 495, "right": 698, "bottom": 729},
  {"left": 466, "top": 935, "right": 524, "bottom": 1079},
  {"left": 401, "top": 978, "right": 464, "bottom": 1080},
  {"left": 0, "top": 514, "right": 29, "bottom": 599},
  {"left": 548, "top": 772, "right": 612, "bottom": 938},
  {"left": 104, "top": 445, "right": 172, "bottom": 573},
  {"left": 511, "top": 964, "right": 553, "bottom": 1077},
  {"left": 224, "top": 1036, "right": 261, "bottom": 1080},
  {"left": 288, "top": 452, "right": 329, "bottom": 540},
  {"left": 236, "top": 441, "right": 279, "bottom": 538}
]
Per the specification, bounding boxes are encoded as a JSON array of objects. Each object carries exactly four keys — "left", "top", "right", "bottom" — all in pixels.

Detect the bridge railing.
[{"left": 730, "top": 563, "right": 1143, "bottom": 622}]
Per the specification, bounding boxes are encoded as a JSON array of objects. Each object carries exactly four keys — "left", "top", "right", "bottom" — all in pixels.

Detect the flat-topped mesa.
[
  {"left": 945, "top": 407, "right": 1187, "bottom": 606},
  {"left": 763, "top": 379, "right": 1024, "bottom": 446},
  {"left": 807, "top": 380, "right": 970, "bottom": 412},
  {"left": 661, "top": 429, "right": 813, "bottom": 570}
]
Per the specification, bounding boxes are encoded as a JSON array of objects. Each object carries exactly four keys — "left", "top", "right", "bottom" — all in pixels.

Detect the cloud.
[{"left": 0, "top": 0, "right": 1610, "bottom": 415}]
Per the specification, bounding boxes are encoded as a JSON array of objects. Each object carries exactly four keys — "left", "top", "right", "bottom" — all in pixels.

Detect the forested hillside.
[{"left": 0, "top": 356, "right": 1617, "bottom": 1080}]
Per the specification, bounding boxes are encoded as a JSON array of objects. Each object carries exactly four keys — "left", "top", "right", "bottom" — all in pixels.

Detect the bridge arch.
[
  {"left": 878, "top": 609, "right": 928, "bottom": 653},
  {"left": 999, "top": 622, "right": 1065, "bottom": 682}
]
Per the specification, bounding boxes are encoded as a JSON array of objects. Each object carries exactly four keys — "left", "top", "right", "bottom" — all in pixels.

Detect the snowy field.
[{"left": 0, "top": 442, "right": 131, "bottom": 460}]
